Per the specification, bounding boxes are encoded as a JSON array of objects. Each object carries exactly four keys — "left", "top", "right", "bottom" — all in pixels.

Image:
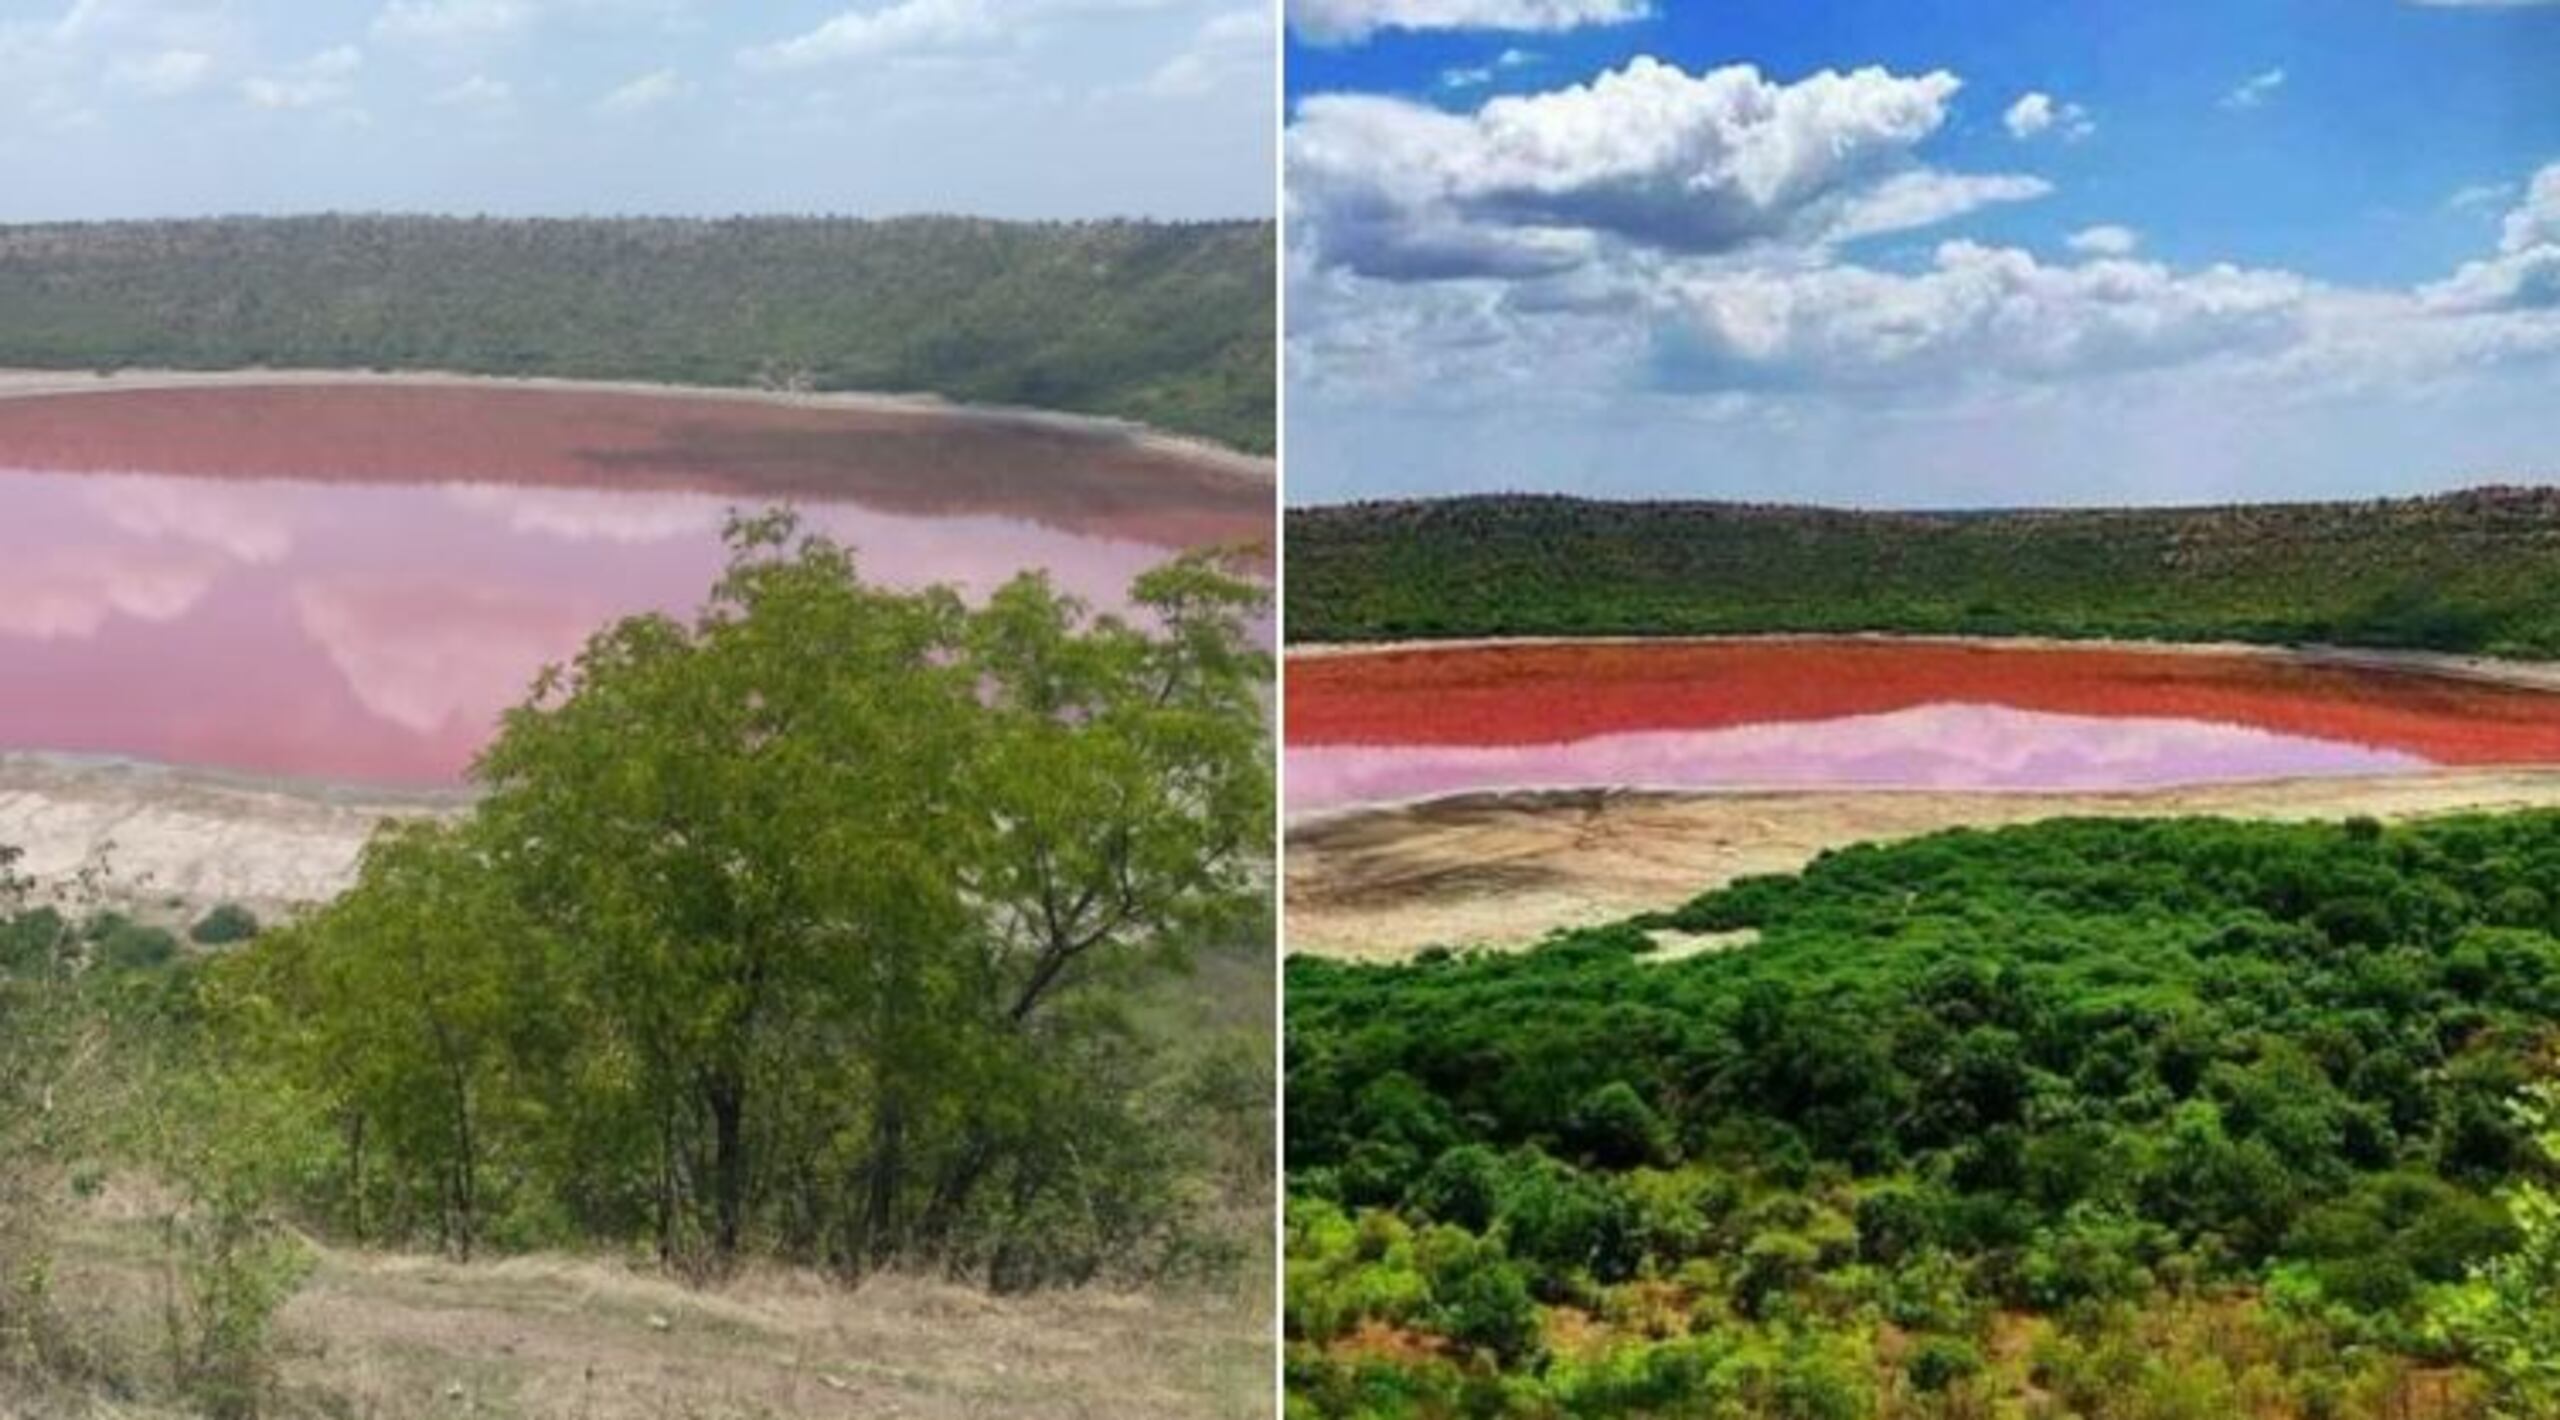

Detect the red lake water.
[
  {"left": 1285, "top": 640, "right": 2560, "bottom": 814},
  {"left": 0, "top": 383, "right": 1270, "bottom": 787}
]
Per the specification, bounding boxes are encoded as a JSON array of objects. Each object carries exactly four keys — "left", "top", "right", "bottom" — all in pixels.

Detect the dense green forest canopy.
[
  {"left": 0, "top": 215, "right": 1274, "bottom": 452},
  {"left": 1286, "top": 812, "right": 2560, "bottom": 1417},
  {"left": 1287, "top": 489, "right": 2560, "bottom": 657}
]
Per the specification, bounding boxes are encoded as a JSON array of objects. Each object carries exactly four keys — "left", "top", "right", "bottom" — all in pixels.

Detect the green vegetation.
[
  {"left": 1287, "top": 490, "right": 2560, "bottom": 656},
  {"left": 187, "top": 905, "right": 261, "bottom": 948},
  {"left": 0, "top": 215, "right": 1275, "bottom": 452},
  {"left": 2431, "top": 1085, "right": 2560, "bottom": 1417},
  {"left": 1286, "top": 811, "right": 2560, "bottom": 1417},
  {"left": 3, "top": 514, "right": 1273, "bottom": 1415}
]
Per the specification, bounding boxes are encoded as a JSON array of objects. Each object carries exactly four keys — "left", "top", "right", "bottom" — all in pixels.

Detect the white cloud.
[
  {"left": 2066, "top": 224, "right": 2139, "bottom": 256},
  {"left": 2499, "top": 162, "right": 2560, "bottom": 253},
  {"left": 1828, "top": 170, "right": 2050, "bottom": 244},
  {"left": 1654, "top": 241, "right": 2314, "bottom": 389},
  {"left": 1290, "top": 59, "right": 2037, "bottom": 279},
  {"left": 109, "top": 46, "right": 211, "bottom": 95},
  {"left": 2448, "top": 180, "right": 2518, "bottom": 212},
  {"left": 741, "top": 0, "right": 1194, "bottom": 71},
  {"left": 740, "top": 0, "right": 995, "bottom": 69},
  {"left": 1290, "top": 0, "right": 1649, "bottom": 45},
  {"left": 1139, "top": 7, "right": 1268, "bottom": 98},
  {"left": 593, "top": 66, "right": 689, "bottom": 115},
  {"left": 1442, "top": 64, "right": 1493, "bottom": 89},
  {"left": 240, "top": 44, "right": 362, "bottom": 111},
  {"left": 2421, "top": 163, "right": 2560, "bottom": 312},
  {"left": 371, "top": 0, "right": 532, "bottom": 44},
  {"left": 2220, "top": 67, "right": 2286, "bottom": 110},
  {"left": 2002, "top": 90, "right": 2092, "bottom": 142}
]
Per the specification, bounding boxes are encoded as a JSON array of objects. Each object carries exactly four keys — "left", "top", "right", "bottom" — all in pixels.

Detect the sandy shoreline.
[
  {"left": 1286, "top": 769, "right": 2560, "bottom": 962},
  {"left": 1284, "top": 632, "right": 2560, "bottom": 694},
  {"left": 0, "top": 365, "right": 1276, "bottom": 485},
  {"left": 0, "top": 754, "right": 462, "bottom": 916},
  {"left": 1284, "top": 633, "right": 2560, "bottom": 959}
]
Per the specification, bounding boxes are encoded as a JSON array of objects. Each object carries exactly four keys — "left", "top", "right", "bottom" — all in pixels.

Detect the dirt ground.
[
  {"left": 1286, "top": 769, "right": 2560, "bottom": 961},
  {"left": 0, "top": 755, "right": 454, "bottom": 918},
  {"left": 9, "top": 1211, "right": 1271, "bottom": 1420}
]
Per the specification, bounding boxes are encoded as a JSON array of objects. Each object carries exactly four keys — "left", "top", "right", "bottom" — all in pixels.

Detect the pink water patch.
[
  {"left": 0, "top": 467, "right": 1210, "bottom": 787},
  {"left": 1286, "top": 703, "right": 2436, "bottom": 815}
]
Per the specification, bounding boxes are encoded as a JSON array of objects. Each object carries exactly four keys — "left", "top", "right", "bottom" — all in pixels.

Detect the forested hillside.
[
  {"left": 0, "top": 215, "right": 1274, "bottom": 452},
  {"left": 1288, "top": 488, "right": 2560, "bottom": 656},
  {"left": 1287, "top": 811, "right": 2560, "bottom": 1417}
]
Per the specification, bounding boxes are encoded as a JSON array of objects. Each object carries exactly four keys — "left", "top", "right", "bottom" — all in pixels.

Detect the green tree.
[
  {"left": 475, "top": 511, "right": 983, "bottom": 1268},
  {"left": 219, "top": 823, "right": 552, "bottom": 1258},
  {"left": 2432, "top": 1083, "right": 2560, "bottom": 1417},
  {"left": 220, "top": 512, "right": 1272, "bottom": 1285}
]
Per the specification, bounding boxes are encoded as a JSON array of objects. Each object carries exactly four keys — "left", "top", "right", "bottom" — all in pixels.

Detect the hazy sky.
[
  {"left": 1284, "top": 0, "right": 2560, "bottom": 507},
  {"left": 0, "top": 0, "right": 1275, "bottom": 220}
]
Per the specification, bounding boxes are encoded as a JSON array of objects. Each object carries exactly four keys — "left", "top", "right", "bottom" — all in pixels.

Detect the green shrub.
[{"left": 187, "top": 906, "right": 260, "bottom": 947}]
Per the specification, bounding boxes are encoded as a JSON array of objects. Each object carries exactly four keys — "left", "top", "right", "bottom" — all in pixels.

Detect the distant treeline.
[
  {"left": 0, "top": 214, "right": 1274, "bottom": 453},
  {"left": 1287, "top": 488, "right": 2560, "bottom": 657}
]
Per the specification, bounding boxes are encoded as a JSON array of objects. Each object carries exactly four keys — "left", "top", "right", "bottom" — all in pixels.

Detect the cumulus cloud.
[
  {"left": 593, "top": 66, "right": 689, "bottom": 115},
  {"left": 1652, "top": 241, "right": 2314, "bottom": 390},
  {"left": 2421, "top": 163, "right": 2560, "bottom": 311},
  {"left": 2066, "top": 224, "right": 2139, "bottom": 256},
  {"left": 1290, "top": 60, "right": 2044, "bottom": 279},
  {"left": 740, "top": 0, "right": 996, "bottom": 68},
  {"left": 2003, "top": 90, "right": 2092, "bottom": 142},
  {"left": 1289, "top": 0, "right": 1648, "bottom": 46},
  {"left": 2499, "top": 163, "right": 2560, "bottom": 252},
  {"left": 240, "top": 44, "right": 362, "bottom": 111},
  {"left": 2220, "top": 67, "right": 2285, "bottom": 110}
]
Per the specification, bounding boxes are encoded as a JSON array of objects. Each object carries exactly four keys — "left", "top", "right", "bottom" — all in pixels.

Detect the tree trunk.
[
  {"left": 707, "top": 1074, "right": 748, "bottom": 1262},
  {"left": 861, "top": 1095, "right": 904, "bottom": 1269}
]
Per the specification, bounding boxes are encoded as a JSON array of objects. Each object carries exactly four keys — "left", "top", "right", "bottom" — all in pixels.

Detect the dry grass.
[{"left": 12, "top": 1212, "right": 1272, "bottom": 1420}]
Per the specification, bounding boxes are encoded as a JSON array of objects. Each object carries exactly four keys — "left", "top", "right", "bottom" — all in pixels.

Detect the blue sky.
[
  {"left": 1284, "top": 0, "right": 2560, "bottom": 507},
  {"left": 0, "top": 0, "right": 1275, "bottom": 220}
]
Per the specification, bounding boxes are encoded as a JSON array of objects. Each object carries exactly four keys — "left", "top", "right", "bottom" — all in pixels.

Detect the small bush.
[
  {"left": 188, "top": 906, "right": 261, "bottom": 948},
  {"left": 94, "top": 922, "right": 178, "bottom": 973}
]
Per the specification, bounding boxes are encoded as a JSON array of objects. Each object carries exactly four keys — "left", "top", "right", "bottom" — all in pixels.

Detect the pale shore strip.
[
  {"left": 1287, "top": 769, "right": 2560, "bottom": 962},
  {"left": 0, "top": 755, "right": 461, "bottom": 917},
  {"left": 1284, "top": 632, "right": 2560, "bottom": 694},
  {"left": 0, "top": 366, "right": 1275, "bottom": 484}
]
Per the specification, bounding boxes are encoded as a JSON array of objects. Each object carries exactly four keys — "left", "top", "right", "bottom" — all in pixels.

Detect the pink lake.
[
  {"left": 1283, "top": 640, "right": 2560, "bottom": 815},
  {"left": 1286, "top": 704, "right": 2433, "bottom": 814},
  {"left": 0, "top": 383, "right": 1271, "bottom": 787}
]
